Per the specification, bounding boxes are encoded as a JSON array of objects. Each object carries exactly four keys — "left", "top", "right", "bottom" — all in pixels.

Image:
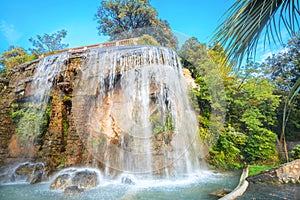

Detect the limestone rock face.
[
  {"left": 50, "top": 168, "right": 99, "bottom": 190},
  {"left": 0, "top": 53, "right": 93, "bottom": 174}
]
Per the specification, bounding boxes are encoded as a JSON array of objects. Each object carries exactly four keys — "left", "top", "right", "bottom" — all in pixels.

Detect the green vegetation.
[
  {"left": 211, "top": 0, "right": 298, "bottom": 67},
  {"left": 57, "top": 156, "right": 66, "bottom": 169},
  {"left": 208, "top": 127, "right": 246, "bottom": 169},
  {"left": 94, "top": 0, "right": 178, "bottom": 50},
  {"left": 136, "top": 34, "right": 160, "bottom": 46},
  {"left": 178, "top": 35, "right": 299, "bottom": 169},
  {"left": 10, "top": 100, "right": 52, "bottom": 145},
  {"left": 0, "top": 46, "right": 37, "bottom": 69},
  {"left": 211, "top": 0, "right": 299, "bottom": 163},
  {"left": 248, "top": 165, "right": 275, "bottom": 177},
  {"left": 150, "top": 111, "right": 173, "bottom": 134},
  {"left": 291, "top": 145, "right": 300, "bottom": 160},
  {"left": 0, "top": 29, "right": 69, "bottom": 70},
  {"left": 29, "top": 29, "right": 68, "bottom": 56}
]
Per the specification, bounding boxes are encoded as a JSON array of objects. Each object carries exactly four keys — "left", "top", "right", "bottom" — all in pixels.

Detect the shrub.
[
  {"left": 207, "top": 127, "right": 247, "bottom": 170},
  {"left": 291, "top": 144, "right": 300, "bottom": 160}
]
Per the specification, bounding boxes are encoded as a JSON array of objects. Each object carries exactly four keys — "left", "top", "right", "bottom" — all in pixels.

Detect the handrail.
[{"left": 40, "top": 38, "right": 139, "bottom": 57}]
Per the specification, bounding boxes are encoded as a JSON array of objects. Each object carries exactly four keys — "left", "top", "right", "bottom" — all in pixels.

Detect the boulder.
[
  {"left": 72, "top": 170, "right": 98, "bottom": 189},
  {"left": 121, "top": 175, "right": 135, "bottom": 185},
  {"left": 30, "top": 171, "right": 44, "bottom": 184},
  {"left": 50, "top": 168, "right": 99, "bottom": 190},
  {"left": 50, "top": 174, "right": 72, "bottom": 190},
  {"left": 12, "top": 162, "right": 45, "bottom": 184}
]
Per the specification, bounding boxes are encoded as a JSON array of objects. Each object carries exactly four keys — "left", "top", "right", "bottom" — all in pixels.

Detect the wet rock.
[
  {"left": 50, "top": 168, "right": 99, "bottom": 190},
  {"left": 64, "top": 186, "right": 84, "bottom": 194},
  {"left": 121, "top": 175, "right": 135, "bottom": 185},
  {"left": 30, "top": 171, "right": 44, "bottom": 184},
  {"left": 210, "top": 188, "right": 232, "bottom": 197},
  {"left": 0, "top": 173, "right": 15, "bottom": 184},
  {"left": 13, "top": 162, "right": 45, "bottom": 183},
  {"left": 50, "top": 174, "right": 72, "bottom": 190},
  {"left": 73, "top": 170, "right": 98, "bottom": 189}
]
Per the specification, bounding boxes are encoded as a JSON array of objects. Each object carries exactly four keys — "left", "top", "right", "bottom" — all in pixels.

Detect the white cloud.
[
  {"left": 259, "top": 47, "right": 289, "bottom": 62},
  {"left": 0, "top": 20, "right": 22, "bottom": 44}
]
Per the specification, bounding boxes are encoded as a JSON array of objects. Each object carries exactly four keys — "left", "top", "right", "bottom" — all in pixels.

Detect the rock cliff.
[{"left": 0, "top": 46, "right": 199, "bottom": 177}]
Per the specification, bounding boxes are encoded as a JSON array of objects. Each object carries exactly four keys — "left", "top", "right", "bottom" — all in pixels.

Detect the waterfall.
[
  {"left": 15, "top": 53, "right": 68, "bottom": 157},
  {"left": 73, "top": 46, "right": 201, "bottom": 176}
]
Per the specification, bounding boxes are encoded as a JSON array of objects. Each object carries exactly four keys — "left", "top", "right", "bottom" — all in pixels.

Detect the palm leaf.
[{"left": 210, "top": 0, "right": 300, "bottom": 67}]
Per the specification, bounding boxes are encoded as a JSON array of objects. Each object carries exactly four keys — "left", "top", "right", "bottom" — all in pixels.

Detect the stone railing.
[{"left": 40, "top": 38, "right": 139, "bottom": 58}]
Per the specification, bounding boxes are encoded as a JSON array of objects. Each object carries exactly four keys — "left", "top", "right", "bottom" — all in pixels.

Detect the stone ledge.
[{"left": 247, "top": 159, "right": 300, "bottom": 184}]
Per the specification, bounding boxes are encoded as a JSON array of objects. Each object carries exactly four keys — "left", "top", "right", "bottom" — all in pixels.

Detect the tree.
[
  {"left": 29, "top": 29, "right": 69, "bottom": 55},
  {"left": 211, "top": 0, "right": 299, "bottom": 162},
  {"left": 0, "top": 46, "right": 36, "bottom": 69},
  {"left": 136, "top": 34, "right": 160, "bottom": 46},
  {"left": 265, "top": 34, "right": 300, "bottom": 91},
  {"left": 94, "top": 0, "right": 178, "bottom": 50},
  {"left": 180, "top": 37, "right": 280, "bottom": 168},
  {"left": 264, "top": 34, "right": 300, "bottom": 141},
  {"left": 208, "top": 126, "right": 247, "bottom": 169},
  {"left": 180, "top": 37, "right": 228, "bottom": 148}
]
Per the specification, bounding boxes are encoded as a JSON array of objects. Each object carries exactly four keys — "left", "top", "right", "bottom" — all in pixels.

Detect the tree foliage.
[
  {"left": 263, "top": 34, "right": 300, "bottom": 140},
  {"left": 291, "top": 144, "right": 300, "bottom": 160},
  {"left": 29, "top": 29, "right": 69, "bottom": 55},
  {"left": 0, "top": 46, "right": 36, "bottom": 69},
  {"left": 136, "top": 34, "right": 160, "bottom": 46},
  {"left": 180, "top": 37, "right": 227, "bottom": 147},
  {"left": 94, "top": 0, "right": 178, "bottom": 50},
  {"left": 210, "top": 0, "right": 299, "bottom": 162},
  {"left": 180, "top": 37, "right": 280, "bottom": 169}
]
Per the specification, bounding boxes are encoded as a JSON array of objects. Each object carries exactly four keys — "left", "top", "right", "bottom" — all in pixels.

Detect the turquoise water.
[
  {"left": 238, "top": 183, "right": 300, "bottom": 200},
  {"left": 0, "top": 171, "right": 240, "bottom": 200}
]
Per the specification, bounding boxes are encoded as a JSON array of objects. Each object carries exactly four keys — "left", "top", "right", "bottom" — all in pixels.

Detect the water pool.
[{"left": 0, "top": 171, "right": 240, "bottom": 200}]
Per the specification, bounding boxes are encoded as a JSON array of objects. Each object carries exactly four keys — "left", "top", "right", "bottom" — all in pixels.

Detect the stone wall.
[{"left": 247, "top": 159, "right": 300, "bottom": 184}]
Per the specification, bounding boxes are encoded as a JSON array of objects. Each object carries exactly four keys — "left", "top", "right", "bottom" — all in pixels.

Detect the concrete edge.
[{"left": 219, "top": 166, "right": 249, "bottom": 200}]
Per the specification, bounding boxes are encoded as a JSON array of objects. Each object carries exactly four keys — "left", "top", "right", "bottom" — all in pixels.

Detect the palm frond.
[{"left": 211, "top": 0, "right": 300, "bottom": 67}]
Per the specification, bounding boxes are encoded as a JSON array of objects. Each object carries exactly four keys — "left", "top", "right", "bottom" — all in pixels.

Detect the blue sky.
[
  {"left": 0, "top": 0, "right": 233, "bottom": 51},
  {"left": 0, "top": 0, "right": 287, "bottom": 61}
]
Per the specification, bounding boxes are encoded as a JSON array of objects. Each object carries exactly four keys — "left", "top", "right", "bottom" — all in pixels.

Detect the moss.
[
  {"left": 38, "top": 150, "right": 43, "bottom": 157},
  {"left": 63, "top": 120, "right": 69, "bottom": 136},
  {"left": 57, "top": 157, "right": 66, "bottom": 169},
  {"left": 63, "top": 95, "right": 72, "bottom": 102},
  {"left": 9, "top": 99, "right": 52, "bottom": 144}
]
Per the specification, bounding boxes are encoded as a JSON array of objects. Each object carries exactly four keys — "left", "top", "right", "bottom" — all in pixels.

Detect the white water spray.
[{"left": 73, "top": 46, "right": 202, "bottom": 176}]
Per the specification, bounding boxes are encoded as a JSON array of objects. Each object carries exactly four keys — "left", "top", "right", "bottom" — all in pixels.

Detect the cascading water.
[
  {"left": 14, "top": 53, "right": 68, "bottom": 157},
  {"left": 73, "top": 46, "right": 202, "bottom": 177},
  {"left": 0, "top": 45, "right": 242, "bottom": 200}
]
